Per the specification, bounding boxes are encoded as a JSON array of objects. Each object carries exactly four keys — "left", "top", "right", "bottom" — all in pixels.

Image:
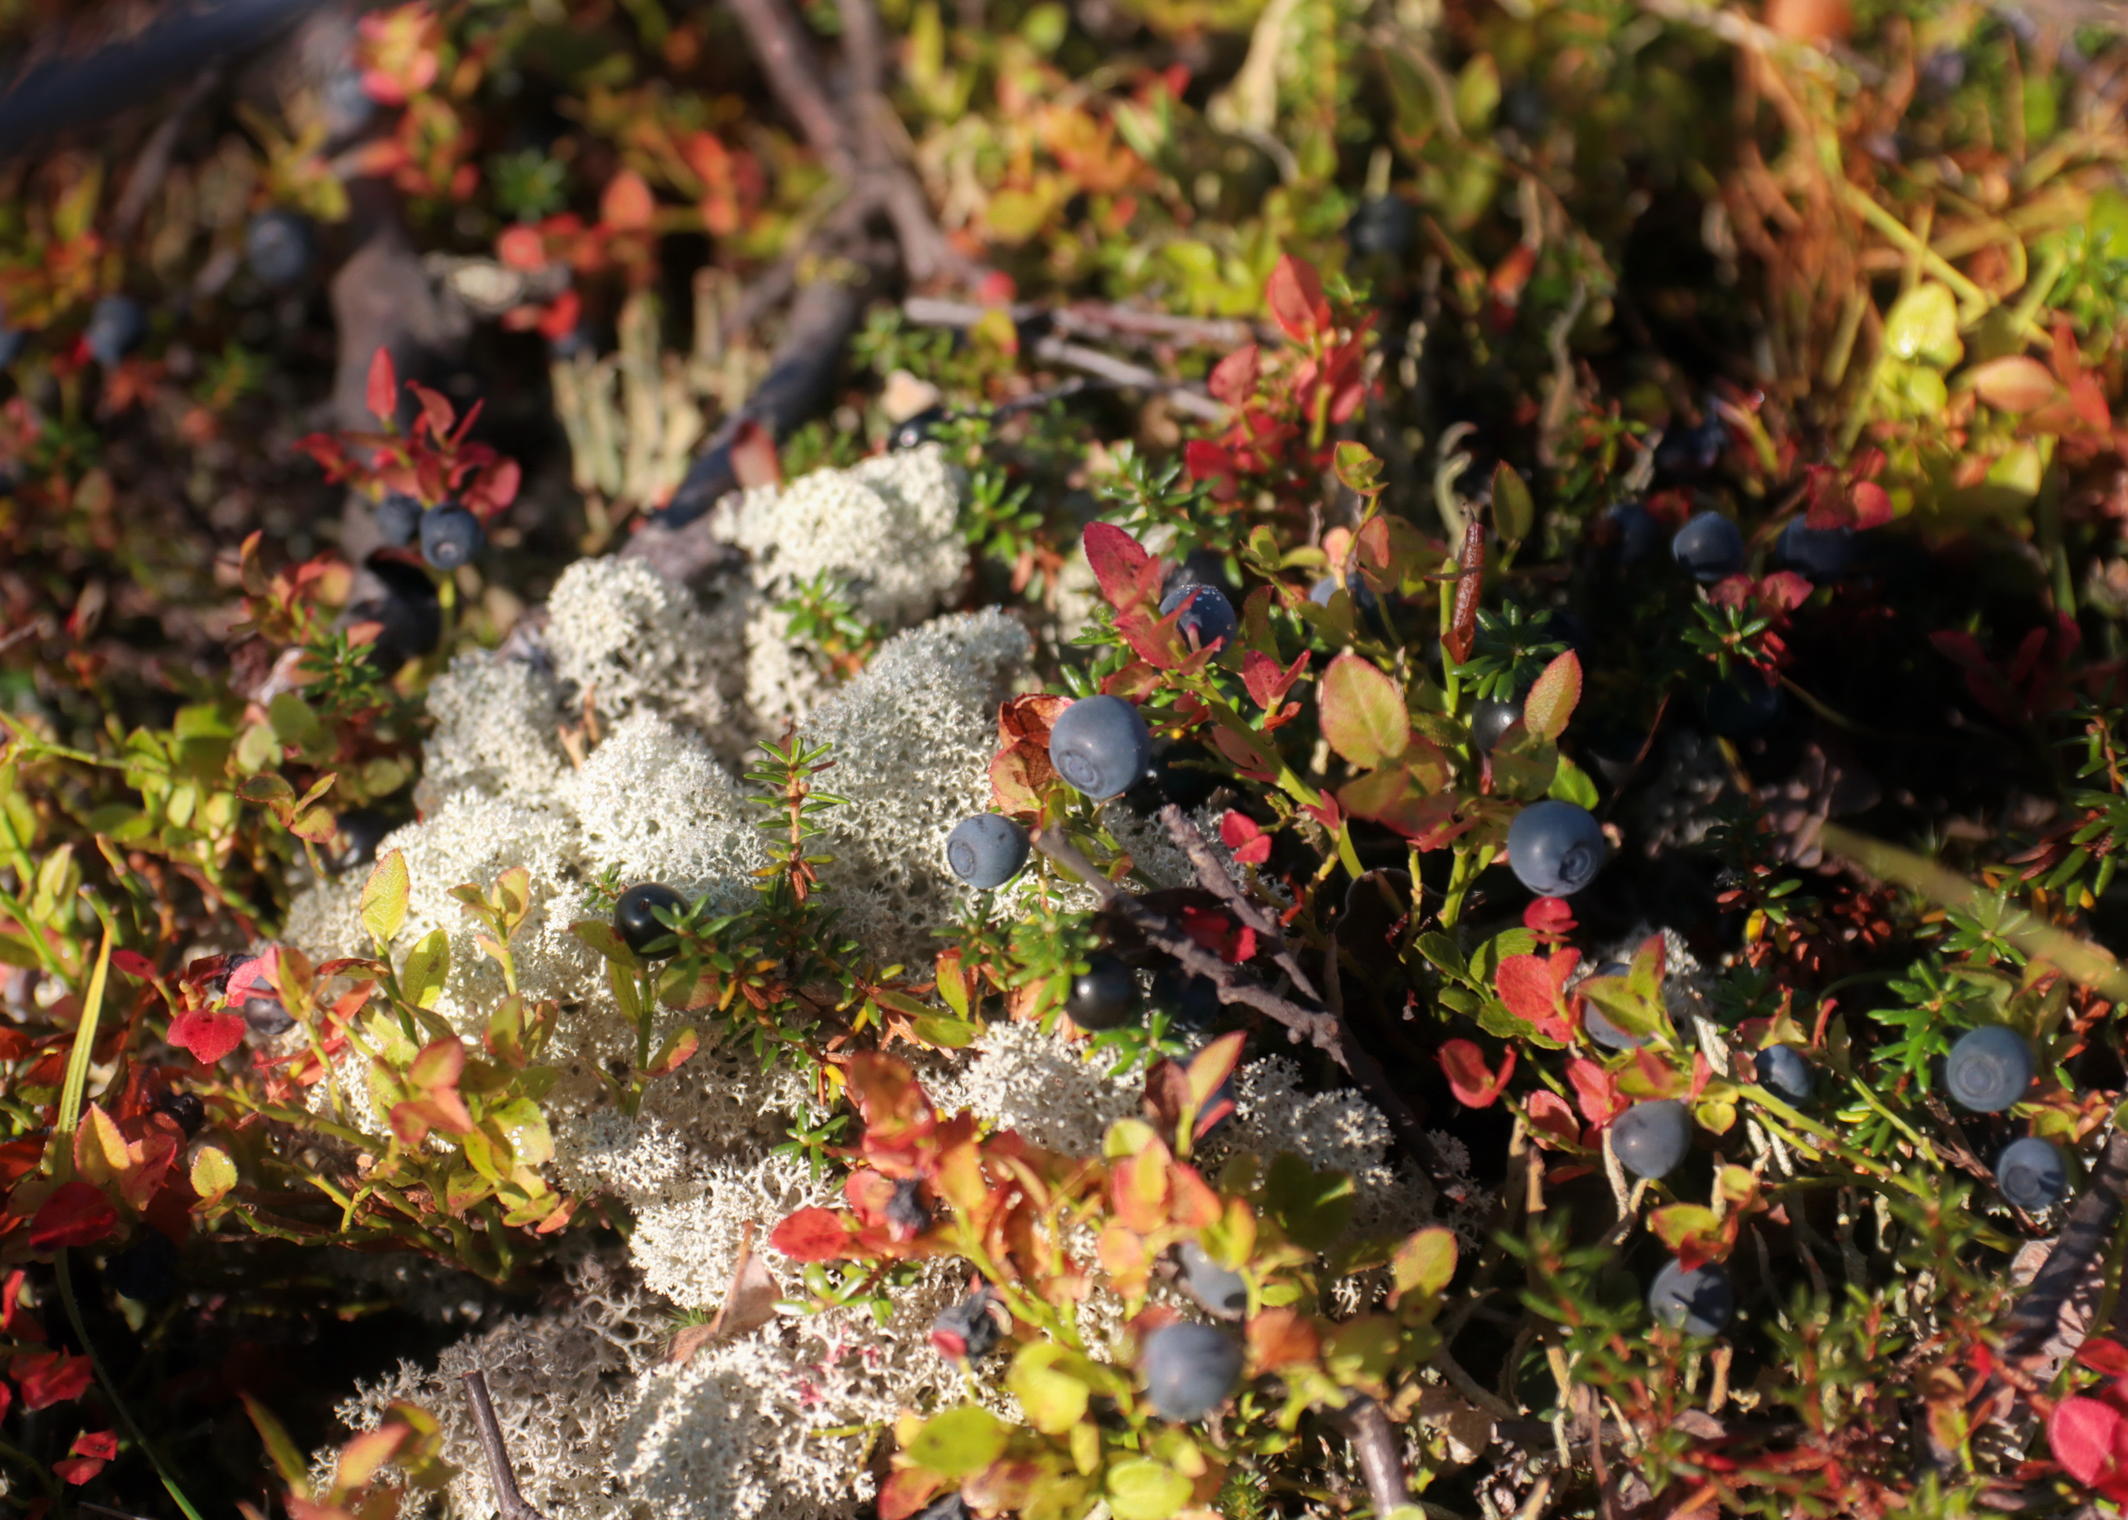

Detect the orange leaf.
[
  {"left": 365, "top": 346, "right": 397, "bottom": 425},
  {"left": 1265, "top": 254, "right": 1331, "bottom": 342},
  {"left": 602, "top": 170, "right": 657, "bottom": 232}
]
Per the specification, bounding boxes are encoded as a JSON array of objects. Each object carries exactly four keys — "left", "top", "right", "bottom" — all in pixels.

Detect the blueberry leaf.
[{"left": 1319, "top": 653, "right": 1410, "bottom": 767}]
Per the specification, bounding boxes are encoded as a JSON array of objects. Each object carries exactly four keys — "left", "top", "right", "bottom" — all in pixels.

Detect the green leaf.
[
  {"left": 1389, "top": 1225, "right": 1458, "bottom": 1301},
  {"left": 1009, "top": 1343, "right": 1092, "bottom": 1435},
  {"left": 1548, "top": 756, "right": 1599, "bottom": 809},
  {"left": 242, "top": 1393, "right": 313, "bottom": 1500},
  {"left": 401, "top": 929, "right": 451, "bottom": 1010},
  {"left": 1521, "top": 649, "right": 1581, "bottom": 742},
  {"left": 1106, "top": 1459, "right": 1191, "bottom": 1520},
  {"left": 190, "top": 1144, "right": 238, "bottom": 1204},
  {"left": 1318, "top": 653, "right": 1409, "bottom": 768},
  {"left": 1491, "top": 463, "right": 1533, "bottom": 544},
  {"left": 906, "top": 1404, "right": 1009, "bottom": 1479},
  {"left": 1333, "top": 441, "right": 1383, "bottom": 495},
  {"left": 1883, "top": 280, "right": 1962, "bottom": 369},
  {"left": 360, "top": 849, "right": 410, "bottom": 947},
  {"left": 1263, "top": 1152, "right": 1354, "bottom": 1252}
]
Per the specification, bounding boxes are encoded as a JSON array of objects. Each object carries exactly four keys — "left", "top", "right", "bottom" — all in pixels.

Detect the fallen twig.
[
  {"left": 1337, "top": 1397, "right": 1414, "bottom": 1515},
  {"left": 463, "top": 1369, "right": 550, "bottom": 1520},
  {"left": 1159, "top": 803, "right": 1318, "bottom": 1004},
  {"left": 904, "top": 293, "right": 1271, "bottom": 351}
]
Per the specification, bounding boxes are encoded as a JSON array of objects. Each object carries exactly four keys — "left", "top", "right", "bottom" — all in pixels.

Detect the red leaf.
[
  {"left": 56, "top": 1429, "right": 117, "bottom": 1485},
  {"left": 1847, "top": 479, "right": 1893, "bottom": 529},
  {"left": 1439, "top": 1039, "right": 1514, "bottom": 1107},
  {"left": 168, "top": 1009, "right": 246, "bottom": 1066},
  {"left": 1265, "top": 254, "right": 1331, "bottom": 342},
  {"left": 1184, "top": 438, "right": 1235, "bottom": 484},
  {"left": 1082, "top": 521, "right": 1156, "bottom": 612},
  {"left": 13, "top": 1349, "right": 93, "bottom": 1409},
  {"left": 30, "top": 1182, "right": 119, "bottom": 1251},
  {"left": 497, "top": 224, "right": 548, "bottom": 270},
  {"left": 1525, "top": 1090, "right": 1580, "bottom": 1148},
  {"left": 2078, "top": 1339, "right": 2128, "bottom": 1379},
  {"left": 1242, "top": 649, "right": 1309, "bottom": 712},
  {"left": 2051, "top": 1394, "right": 2128, "bottom": 1490},
  {"left": 768, "top": 1207, "right": 858, "bottom": 1262},
  {"left": 1220, "top": 811, "right": 1271, "bottom": 866},
  {"left": 730, "top": 419, "right": 782, "bottom": 490},
  {"left": 602, "top": 169, "right": 656, "bottom": 233},
  {"left": 110, "top": 950, "right": 158, "bottom": 980},
  {"left": 1207, "top": 346, "right": 1260, "bottom": 406},
  {"left": 1523, "top": 896, "right": 1576, "bottom": 941},
  {"left": 365, "top": 347, "right": 398, "bottom": 425},
  {"left": 1567, "top": 1058, "right": 1625, "bottom": 1125}
]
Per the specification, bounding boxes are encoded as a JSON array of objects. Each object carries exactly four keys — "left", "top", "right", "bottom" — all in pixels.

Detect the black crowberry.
[
  {"left": 1995, "top": 1137, "right": 2068, "bottom": 1211},
  {"left": 1141, "top": 1321, "right": 1243, "bottom": 1422},
  {"left": 1601, "top": 500, "right": 1660, "bottom": 563},
  {"left": 1470, "top": 697, "right": 1521, "bottom": 755},
  {"left": 153, "top": 1089, "right": 206, "bottom": 1137},
  {"left": 1610, "top": 1099, "right": 1691, "bottom": 1181},
  {"left": 945, "top": 815, "right": 1029, "bottom": 889},
  {"left": 1944, "top": 1025, "right": 2033, "bottom": 1114},
  {"left": 419, "top": 502, "right": 484, "bottom": 571},
  {"left": 1048, "top": 695, "right": 1152, "bottom": 801},
  {"left": 930, "top": 1286, "right": 1006, "bottom": 1362},
  {"left": 1647, "top": 1258, "right": 1734, "bottom": 1335},
  {"left": 1775, "top": 519, "right": 1855, "bottom": 581},
  {"left": 614, "top": 883, "right": 689, "bottom": 959},
  {"left": 1505, "top": 800, "right": 1607, "bottom": 897},
  {"left": 1670, "top": 512, "right": 1746, "bottom": 583},
  {"left": 1066, "top": 953, "right": 1138, "bottom": 1031}
]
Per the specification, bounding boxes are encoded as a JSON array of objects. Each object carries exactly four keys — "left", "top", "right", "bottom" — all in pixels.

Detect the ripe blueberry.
[
  {"left": 1995, "top": 1137, "right": 2068, "bottom": 1212},
  {"left": 1345, "top": 195, "right": 1417, "bottom": 260},
  {"left": 1753, "top": 1044, "right": 1814, "bottom": 1106},
  {"left": 614, "top": 883, "right": 689, "bottom": 959},
  {"left": 1152, "top": 965, "right": 1222, "bottom": 1029},
  {"left": 85, "top": 294, "right": 146, "bottom": 366},
  {"left": 1655, "top": 412, "right": 1725, "bottom": 480},
  {"left": 945, "top": 815, "right": 1029, "bottom": 889},
  {"left": 243, "top": 995, "right": 295, "bottom": 1036},
  {"left": 1647, "top": 1258, "right": 1734, "bottom": 1335},
  {"left": 420, "top": 502, "right": 484, "bottom": 571},
  {"left": 1177, "top": 1241, "right": 1247, "bottom": 1319},
  {"left": 930, "top": 1286, "right": 1006, "bottom": 1361},
  {"left": 1048, "top": 695, "right": 1153, "bottom": 801},
  {"left": 884, "top": 1177, "right": 932, "bottom": 1238},
  {"left": 1470, "top": 697, "right": 1521, "bottom": 755},
  {"left": 1601, "top": 500, "right": 1661, "bottom": 563},
  {"left": 1670, "top": 512, "right": 1746, "bottom": 583},
  {"left": 1066, "top": 952, "right": 1138, "bottom": 1030},
  {"left": 1610, "top": 1099, "right": 1691, "bottom": 1181},
  {"left": 1775, "top": 519, "right": 1855, "bottom": 581},
  {"left": 1158, "top": 582, "right": 1237, "bottom": 653},
  {"left": 375, "top": 491, "right": 422, "bottom": 548},
  {"left": 246, "top": 209, "right": 316, "bottom": 290},
  {"left": 1944, "top": 1025, "right": 2033, "bottom": 1114},
  {"left": 1140, "top": 1321, "right": 1243, "bottom": 1422},
  {"left": 350, "top": 556, "right": 443, "bottom": 669},
  {"left": 1505, "top": 800, "right": 1607, "bottom": 897},
  {"left": 153, "top": 1089, "right": 206, "bottom": 1137}
]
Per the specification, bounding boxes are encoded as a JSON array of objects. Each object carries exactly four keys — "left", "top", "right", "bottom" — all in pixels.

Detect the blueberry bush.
[{"left": 4, "top": 2, "right": 2128, "bottom": 1518}]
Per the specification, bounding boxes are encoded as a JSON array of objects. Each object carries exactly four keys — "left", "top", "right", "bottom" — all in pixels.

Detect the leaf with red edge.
[
  {"left": 1524, "top": 1090, "right": 1580, "bottom": 1149},
  {"left": 1439, "top": 1039, "right": 1514, "bottom": 1107},
  {"left": 877, "top": 1471, "right": 947, "bottom": 1520},
  {"left": 1522, "top": 650, "right": 1581, "bottom": 742},
  {"left": 1220, "top": 811, "right": 1271, "bottom": 866},
  {"left": 768, "top": 1207, "right": 859, "bottom": 1262},
  {"left": 1319, "top": 653, "right": 1409, "bottom": 767},
  {"left": 2077, "top": 1339, "right": 2128, "bottom": 1379},
  {"left": 1241, "top": 649, "right": 1308, "bottom": 713},
  {"left": 1082, "top": 522, "right": 1157, "bottom": 612},
  {"left": 1184, "top": 438, "right": 1235, "bottom": 485},
  {"left": 365, "top": 347, "right": 397, "bottom": 424},
  {"left": 602, "top": 170, "right": 656, "bottom": 232},
  {"left": 1338, "top": 766, "right": 1463, "bottom": 848},
  {"left": 1969, "top": 355, "right": 2057, "bottom": 414},
  {"left": 1567, "top": 1058, "right": 1625, "bottom": 1125},
  {"left": 111, "top": 949, "right": 158, "bottom": 980},
  {"left": 1265, "top": 254, "right": 1331, "bottom": 342},
  {"left": 2050, "top": 1394, "right": 2128, "bottom": 1490},
  {"left": 13, "top": 1349, "right": 93, "bottom": 1409},
  {"left": 30, "top": 1182, "right": 119, "bottom": 1251},
  {"left": 168, "top": 1009, "right": 246, "bottom": 1065},
  {"left": 1523, "top": 896, "right": 1576, "bottom": 941}
]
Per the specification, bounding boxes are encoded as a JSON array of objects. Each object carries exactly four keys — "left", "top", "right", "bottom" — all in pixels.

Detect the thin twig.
[
  {"left": 462, "top": 1369, "right": 550, "bottom": 1520},
  {"left": 1030, "top": 335, "right": 1225, "bottom": 421},
  {"left": 1159, "top": 803, "right": 1317, "bottom": 1003},
  {"left": 722, "top": 0, "right": 854, "bottom": 170},
  {"left": 905, "top": 293, "right": 1272, "bottom": 350},
  {"left": 1337, "top": 1398, "right": 1414, "bottom": 1515}
]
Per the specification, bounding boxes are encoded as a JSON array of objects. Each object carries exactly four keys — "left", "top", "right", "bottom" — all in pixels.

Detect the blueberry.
[
  {"left": 1670, "top": 512, "right": 1746, "bottom": 583},
  {"left": 419, "top": 502, "right": 484, "bottom": 571},
  {"left": 1753, "top": 1044, "right": 1814, "bottom": 1106},
  {"left": 1505, "top": 800, "right": 1607, "bottom": 897},
  {"left": 1470, "top": 697, "right": 1520, "bottom": 755},
  {"left": 85, "top": 294, "right": 146, "bottom": 366},
  {"left": 1601, "top": 500, "right": 1661, "bottom": 563},
  {"left": 1152, "top": 965, "right": 1221, "bottom": 1029},
  {"left": 930, "top": 1286, "right": 1005, "bottom": 1361},
  {"left": 1307, "top": 575, "right": 1383, "bottom": 617},
  {"left": 1610, "top": 1099, "right": 1691, "bottom": 1180},
  {"left": 1122, "top": 746, "right": 1219, "bottom": 815},
  {"left": 246, "top": 209, "right": 316, "bottom": 290},
  {"left": 1583, "top": 1003, "right": 1648, "bottom": 1052},
  {"left": 914, "top": 1497, "right": 969, "bottom": 1520},
  {"left": 1655, "top": 413, "right": 1725, "bottom": 481},
  {"left": 945, "top": 815, "right": 1029, "bottom": 889},
  {"left": 1775, "top": 519, "right": 1855, "bottom": 581},
  {"left": 1995, "top": 1137, "right": 2069, "bottom": 1212},
  {"left": 1177, "top": 1241, "right": 1247, "bottom": 1320},
  {"left": 349, "top": 556, "right": 442, "bottom": 670},
  {"left": 1066, "top": 952, "right": 1137, "bottom": 1031},
  {"left": 1140, "top": 1321, "right": 1243, "bottom": 1422},
  {"left": 1345, "top": 195, "right": 1417, "bottom": 260},
  {"left": 884, "top": 1176, "right": 931, "bottom": 1238},
  {"left": 153, "top": 1089, "right": 206, "bottom": 1137},
  {"left": 243, "top": 995, "right": 295, "bottom": 1036},
  {"left": 104, "top": 1232, "right": 180, "bottom": 1304},
  {"left": 1158, "top": 583, "right": 1237, "bottom": 654},
  {"left": 1048, "top": 695, "right": 1153, "bottom": 801},
  {"left": 331, "top": 808, "right": 396, "bottom": 874},
  {"left": 1944, "top": 1025, "right": 2033, "bottom": 1114},
  {"left": 1647, "top": 1258, "right": 1733, "bottom": 1334},
  {"left": 374, "top": 491, "right": 422, "bottom": 548},
  {"left": 613, "top": 883, "right": 689, "bottom": 959}
]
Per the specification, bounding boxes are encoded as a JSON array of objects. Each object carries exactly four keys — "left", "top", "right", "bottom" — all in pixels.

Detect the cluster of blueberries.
[
  {"left": 0, "top": 211, "right": 316, "bottom": 372},
  {"left": 374, "top": 489, "right": 485, "bottom": 572}
]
